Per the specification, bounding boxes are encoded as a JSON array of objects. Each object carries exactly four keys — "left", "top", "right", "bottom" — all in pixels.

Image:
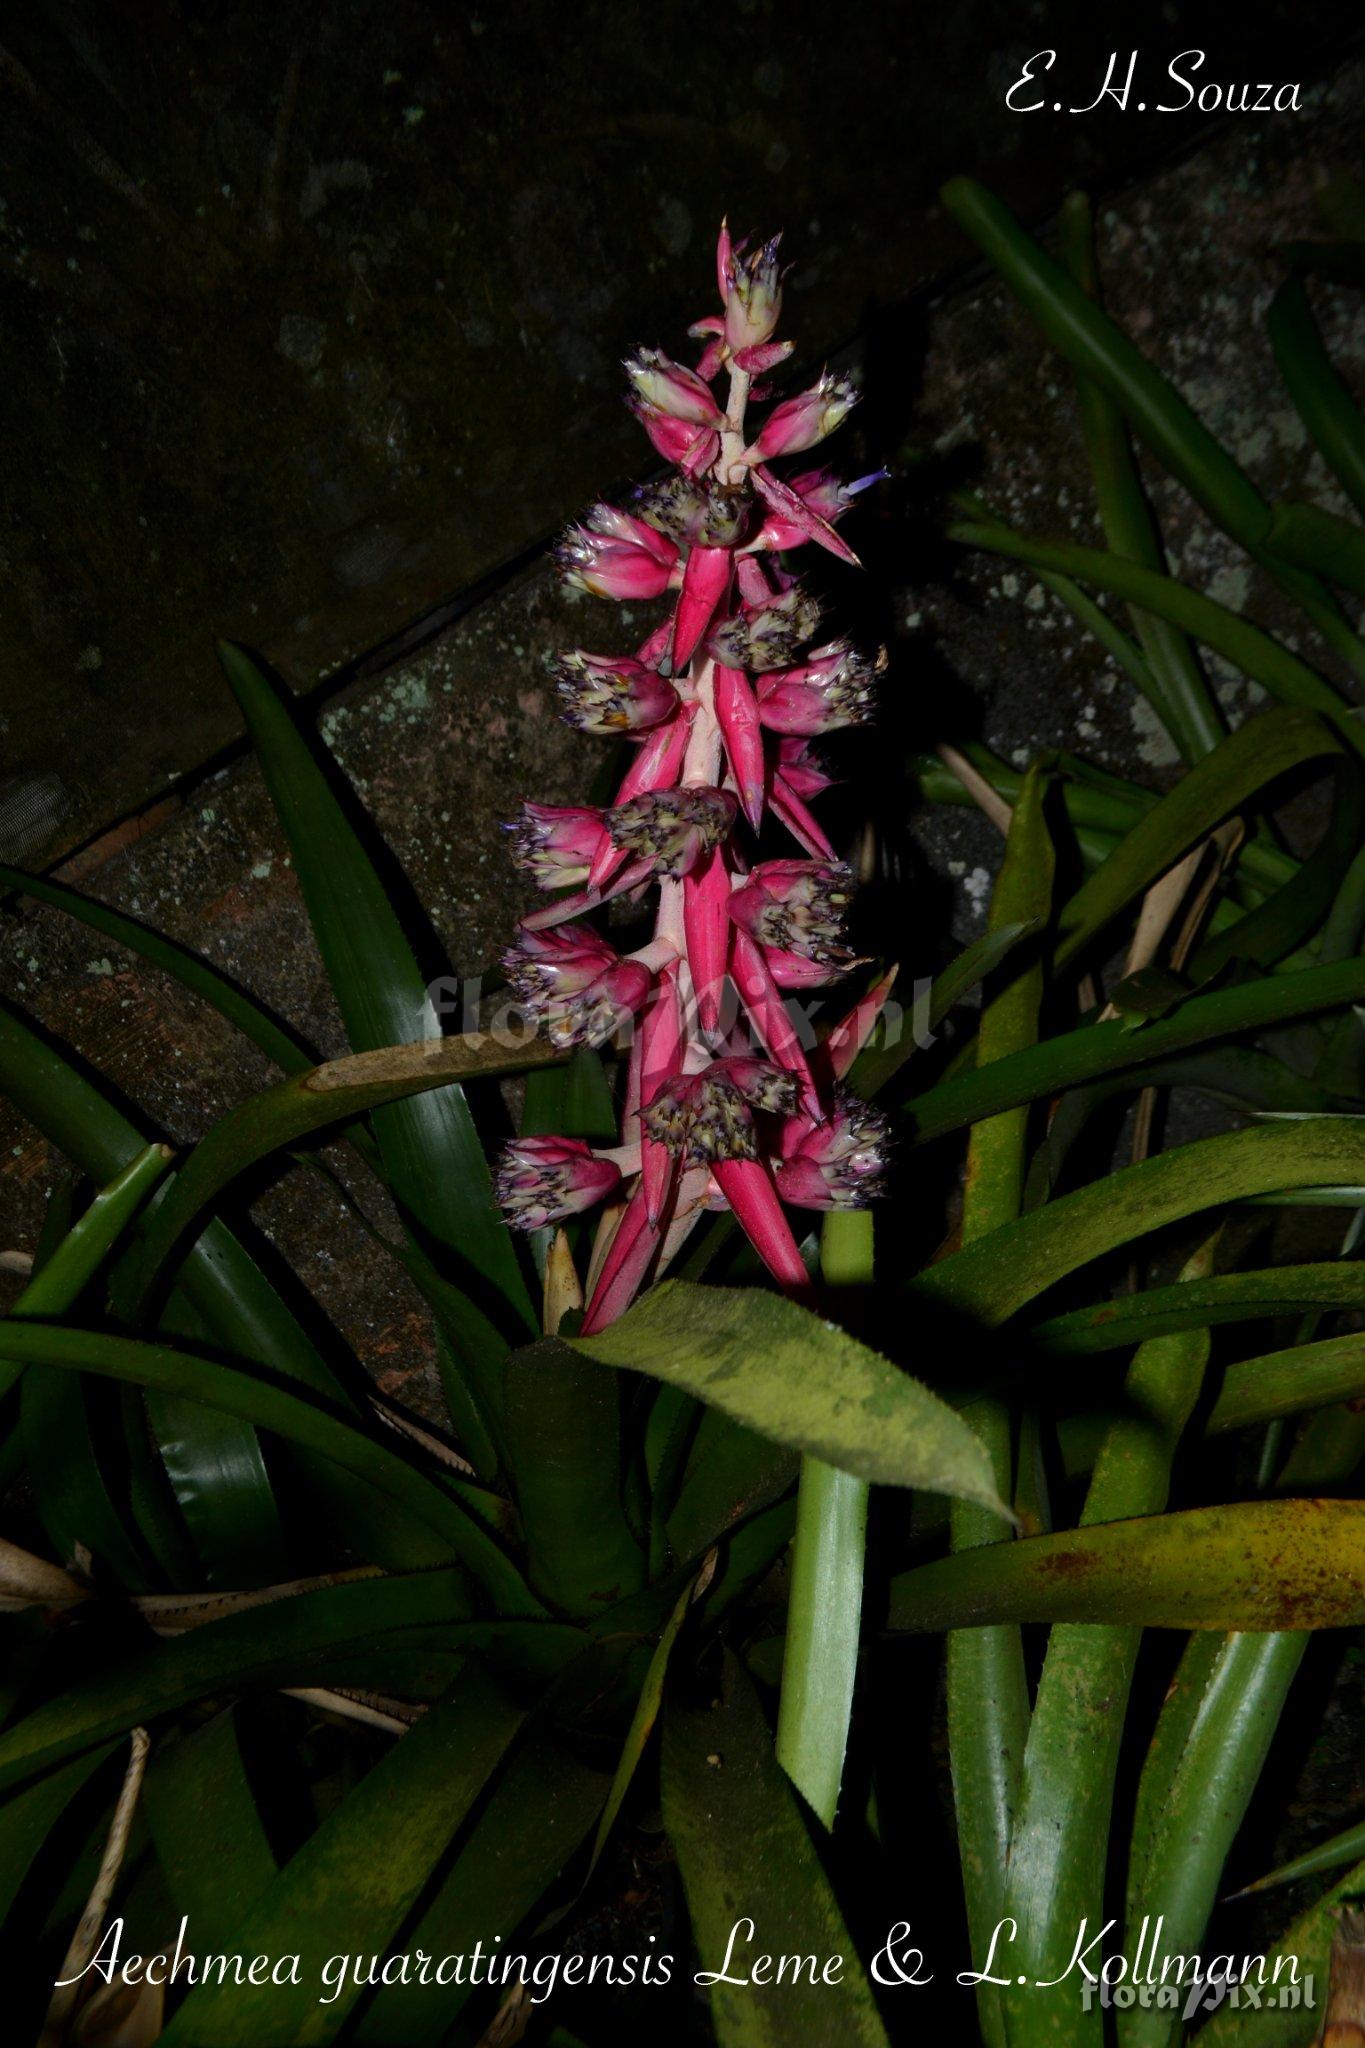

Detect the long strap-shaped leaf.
[
  {"left": 951, "top": 519, "right": 1357, "bottom": 738},
  {"left": 0, "top": 861, "right": 317, "bottom": 1077},
  {"left": 905, "top": 956, "right": 1365, "bottom": 1145},
  {"left": 131, "top": 1028, "right": 562, "bottom": 1301},
  {"left": 0, "top": 1002, "right": 291, "bottom": 1584},
  {"left": 220, "top": 642, "right": 535, "bottom": 1463},
  {"left": 0, "top": 1322, "right": 541, "bottom": 1615},
  {"left": 503, "top": 1334, "right": 646, "bottom": 1617},
  {"left": 348, "top": 1731, "right": 609, "bottom": 2045},
  {"left": 888, "top": 1497, "right": 1365, "bottom": 1633},
  {"left": 0, "top": 1743, "right": 118, "bottom": 1933},
  {"left": 1118, "top": 1390, "right": 1365, "bottom": 2048},
  {"left": 941, "top": 178, "right": 1365, "bottom": 684},
  {"left": 918, "top": 1118, "right": 1365, "bottom": 1327},
  {"left": 1036, "top": 1259, "right": 1365, "bottom": 1353},
  {"left": 1268, "top": 275, "right": 1365, "bottom": 520},
  {"left": 1056, "top": 190, "right": 1223, "bottom": 764},
  {"left": 8, "top": 1148, "right": 178, "bottom": 1589},
  {"left": 1268, "top": 500, "right": 1365, "bottom": 601},
  {"left": 1052, "top": 704, "right": 1343, "bottom": 963},
  {"left": 0, "top": 1570, "right": 578, "bottom": 1792},
  {"left": 0, "top": 996, "right": 446, "bottom": 1574},
  {"left": 663, "top": 1650, "right": 889, "bottom": 2048},
  {"left": 158, "top": 1665, "right": 525, "bottom": 2047},
  {"left": 1001, "top": 1235, "right": 1217, "bottom": 2048},
  {"left": 143, "top": 1706, "right": 278, "bottom": 1950}
]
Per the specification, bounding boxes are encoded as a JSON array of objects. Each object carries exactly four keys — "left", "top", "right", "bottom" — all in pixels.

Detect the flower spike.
[{"left": 505, "top": 223, "right": 892, "bottom": 1327}]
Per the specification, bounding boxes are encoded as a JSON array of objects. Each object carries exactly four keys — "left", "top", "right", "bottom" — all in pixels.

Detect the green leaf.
[
  {"left": 1268, "top": 276, "right": 1365, "bottom": 520},
  {"left": 588, "top": 1567, "right": 701, "bottom": 1881},
  {"left": 665, "top": 1412, "right": 798, "bottom": 1565},
  {"left": 1200, "top": 1853, "right": 1364, "bottom": 2046},
  {"left": 349, "top": 1735, "right": 609, "bottom": 2046},
  {"left": 144, "top": 1707, "right": 277, "bottom": 1949},
  {"left": 1230, "top": 1813, "right": 1365, "bottom": 1902},
  {"left": 0, "top": 1571, "right": 578, "bottom": 1792},
  {"left": 950, "top": 518, "right": 1356, "bottom": 733},
  {"left": 1000, "top": 1235, "right": 1217, "bottom": 2046},
  {"left": 905, "top": 957, "right": 1365, "bottom": 1145},
  {"left": 1034, "top": 1259, "right": 1365, "bottom": 1354},
  {"left": 1117, "top": 1349, "right": 1365, "bottom": 2045},
  {"left": 1207, "top": 1330, "right": 1365, "bottom": 1436},
  {"left": 7, "top": 1149, "right": 179, "bottom": 1585},
  {"left": 132, "top": 1028, "right": 563, "bottom": 1304},
  {"left": 0, "top": 1744, "right": 117, "bottom": 1929},
  {"left": 663, "top": 1650, "right": 889, "bottom": 2048},
  {"left": 940, "top": 177, "right": 1365, "bottom": 682},
  {"left": 0, "top": 863, "right": 317, "bottom": 1078},
  {"left": 21, "top": 1361, "right": 160, "bottom": 1591},
  {"left": 1267, "top": 498, "right": 1365, "bottom": 598},
  {"left": 219, "top": 641, "right": 536, "bottom": 1460},
  {"left": 502, "top": 1336, "right": 646, "bottom": 1617},
  {"left": 942, "top": 180, "right": 1267, "bottom": 542},
  {"left": 918, "top": 1119, "right": 1365, "bottom": 1327},
  {"left": 0, "top": 1322, "right": 539, "bottom": 1614},
  {"left": 1123, "top": 1632, "right": 1307, "bottom": 2048},
  {"left": 888, "top": 1498, "right": 1365, "bottom": 1633},
  {"left": 1189, "top": 757, "right": 1365, "bottom": 979},
  {"left": 1055, "top": 706, "right": 1343, "bottom": 965},
  {"left": 0, "top": 997, "right": 442, "bottom": 1576},
  {"left": 3, "top": 1143, "right": 170, "bottom": 1352},
  {"left": 159, "top": 1665, "right": 524, "bottom": 2047},
  {"left": 572, "top": 1281, "right": 1007, "bottom": 1515},
  {"left": 1056, "top": 189, "right": 1222, "bottom": 763},
  {"left": 849, "top": 918, "right": 1039, "bottom": 1099}
]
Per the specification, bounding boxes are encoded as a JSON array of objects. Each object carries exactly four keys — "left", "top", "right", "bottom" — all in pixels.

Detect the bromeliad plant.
[{"left": 5, "top": 197, "right": 1365, "bottom": 2048}]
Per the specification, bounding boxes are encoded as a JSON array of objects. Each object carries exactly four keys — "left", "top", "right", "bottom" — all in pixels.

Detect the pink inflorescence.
[{"left": 497, "top": 223, "right": 892, "bottom": 1334}]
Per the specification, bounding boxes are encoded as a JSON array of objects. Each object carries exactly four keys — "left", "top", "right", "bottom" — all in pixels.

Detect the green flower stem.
[
  {"left": 775, "top": 1208, "right": 874, "bottom": 1828},
  {"left": 946, "top": 763, "right": 1053, "bottom": 2048}
]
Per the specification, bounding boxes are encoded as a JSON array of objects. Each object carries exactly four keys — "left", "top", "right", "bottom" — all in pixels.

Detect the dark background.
[{"left": 2, "top": 0, "right": 1360, "bottom": 865}]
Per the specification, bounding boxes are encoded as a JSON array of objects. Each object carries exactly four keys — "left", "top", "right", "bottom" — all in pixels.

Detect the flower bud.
[
  {"left": 757, "top": 640, "right": 878, "bottom": 732},
  {"left": 556, "top": 503, "right": 679, "bottom": 601},
  {"left": 495, "top": 1136, "right": 623, "bottom": 1231},
  {"left": 608, "top": 785, "right": 736, "bottom": 878},
  {"left": 624, "top": 346, "right": 723, "bottom": 426},
  {"left": 504, "top": 924, "right": 653, "bottom": 1048},
  {"left": 729, "top": 859, "right": 855, "bottom": 967},
  {"left": 506, "top": 802, "right": 608, "bottom": 887},
  {"left": 775, "top": 735, "right": 835, "bottom": 797},
  {"left": 775, "top": 1096, "right": 889, "bottom": 1209},
  {"left": 554, "top": 652, "right": 679, "bottom": 734},
  {"left": 751, "top": 371, "right": 858, "bottom": 460},
  {"left": 627, "top": 397, "right": 719, "bottom": 478},
  {"left": 709, "top": 584, "right": 823, "bottom": 673},
  {"left": 722, "top": 233, "right": 784, "bottom": 353}
]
